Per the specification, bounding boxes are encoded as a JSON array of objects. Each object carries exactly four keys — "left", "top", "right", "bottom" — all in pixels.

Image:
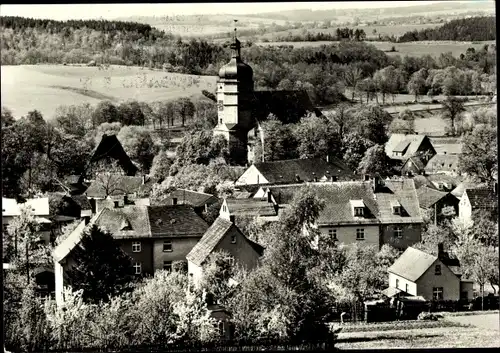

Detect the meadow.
[
  {"left": 0, "top": 65, "right": 218, "bottom": 120},
  {"left": 258, "top": 40, "right": 496, "bottom": 58},
  {"left": 336, "top": 312, "right": 500, "bottom": 349}
]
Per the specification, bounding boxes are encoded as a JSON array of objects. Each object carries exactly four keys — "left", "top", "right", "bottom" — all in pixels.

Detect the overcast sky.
[{"left": 0, "top": 1, "right": 484, "bottom": 20}]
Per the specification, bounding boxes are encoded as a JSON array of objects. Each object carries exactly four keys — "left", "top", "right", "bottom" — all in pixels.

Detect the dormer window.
[
  {"left": 350, "top": 200, "right": 365, "bottom": 217},
  {"left": 391, "top": 201, "right": 402, "bottom": 215}
]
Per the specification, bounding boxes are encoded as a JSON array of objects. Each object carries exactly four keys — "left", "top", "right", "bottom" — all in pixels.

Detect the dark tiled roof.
[
  {"left": 95, "top": 206, "right": 151, "bottom": 239},
  {"left": 451, "top": 182, "right": 488, "bottom": 199},
  {"left": 186, "top": 217, "right": 263, "bottom": 267},
  {"left": 226, "top": 198, "right": 277, "bottom": 217},
  {"left": 232, "top": 191, "right": 253, "bottom": 199},
  {"left": 385, "top": 134, "right": 428, "bottom": 160},
  {"left": 165, "top": 189, "right": 219, "bottom": 208},
  {"left": 416, "top": 186, "right": 449, "bottom": 209},
  {"left": 378, "top": 179, "right": 423, "bottom": 224},
  {"left": 71, "top": 195, "right": 92, "bottom": 210},
  {"left": 147, "top": 205, "right": 208, "bottom": 237},
  {"left": 186, "top": 217, "right": 234, "bottom": 266},
  {"left": 268, "top": 179, "right": 422, "bottom": 225},
  {"left": 88, "top": 134, "right": 138, "bottom": 176},
  {"left": 86, "top": 175, "right": 145, "bottom": 198},
  {"left": 253, "top": 157, "right": 354, "bottom": 184},
  {"left": 388, "top": 247, "right": 438, "bottom": 282},
  {"left": 412, "top": 175, "right": 437, "bottom": 190},
  {"left": 465, "top": 188, "right": 497, "bottom": 210},
  {"left": 424, "top": 154, "right": 460, "bottom": 173},
  {"left": 403, "top": 156, "right": 426, "bottom": 171}
]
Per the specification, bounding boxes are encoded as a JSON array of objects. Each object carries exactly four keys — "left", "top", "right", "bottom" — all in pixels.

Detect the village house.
[
  {"left": 387, "top": 245, "right": 474, "bottom": 301},
  {"left": 161, "top": 188, "right": 220, "bottom": 214},
  {"left": 53, "top": 204, "right": 209, "bottom": 305},
  {"left": 219, "top": 196, "right": 279, "bottom": 224},
  {"left": 186, "top": 216, "right": 264, "bottom": 288},
  {"left": 84, "top": 134, "right": 138, "bottom": 177},
  {"left": 235, "top": 157, "right": 355, "bottom": 186},
  {"left": 263, "top": 177, "right": 423, "bottom": 250},
  {"left": 458, "top": 186, "right": 498, "bottom": 224},
  {"left": 416, "top": 186, "right": 459, "bottom": 224},
  {"left": 424, "top": 153, "right": 460, "bottom": 176},
  {"left": 2, "top": 197, "right": 52, "bottom": 244},
  {"left": 385, "top": 133, "right": 436, "bottom": 164}
]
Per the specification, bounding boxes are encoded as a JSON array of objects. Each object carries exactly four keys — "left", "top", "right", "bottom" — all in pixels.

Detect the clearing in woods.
[
  {"left": 1, "top": 65, "right": 218, "bottom": 120},
  {"left": 258, "top": 40, "right": 495, "bottom": 57}
]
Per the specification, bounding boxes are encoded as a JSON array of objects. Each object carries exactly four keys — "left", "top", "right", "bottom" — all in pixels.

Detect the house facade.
[
  {"left": 459, "top": 187, "right": 498, "bottom": 224},
  {"left": 187, "top": 216, "right": 264, "bottom": 288},
  {"left": 265, "top": 177, "right": 423, "bottom": 250},
  {"left": 416, "top": 186, "right": 460, "bottom": 224},
  {"left": 385, "top": 134, "right": 436, "bottom": 163},
  {"left": 387, "top": 246, "right": 473, "bottom": 301}
]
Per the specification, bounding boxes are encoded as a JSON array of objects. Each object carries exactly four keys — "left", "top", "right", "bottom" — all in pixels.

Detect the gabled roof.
[
  {"left": 416, "top": 186, "right": 452, "bottom": 208},
  {"left": 186, "top": 217, "right": 264, "bottom": 267},
  {"left": 267, "top": 179, "right": 422, "bottom": 225},
  {"left": 412, "top": 175, "right": 438, "bottom": 190},
  {"left": 388, "top": 247, "right": 439, "bottom": 282},
  {"left": 70, "top": 195, "right": 92, "bottom": 211},
  {"left": 87, "top": 134, "right": 138, "bottom": 176},
  {"left": 464, "top": 188, "right": 497, "bottom": 210},
  {"left": 226, "top": 198, "right": 277, "bottom": 217},
  {"left": 373, "top": 179, "right": 423, "bottom": 224},
  {"left": 53, "top": 211, "right": 103, "bottom": 262},
  {"left": 85, "top": 175, "right": 146, "bottom": 198},
  {"left": 2, "top": 197, "right": 50, "bottom": 217},
  {"left": 451, "top": 181, "right": 489, "bottom": 199},
  {"left": 424, "top": 154, "right": 460, "bottom": 173},
  {"left": 385, "top": 134, "right": 429, "bottom": 160},
  {"left": 95, "top": 206, "right": 151, "bottom": 239},
  {"left": 165, "top": 189, "right": 219, "bottom": 208},
  {"left": 148, "top": 205, "right": 208, "bottom": 237},
  {"left": 251, "top": 157, "right": 355, "bottom": 185},
  {"left": 403, "top": 156, "right": 426, "bottom": 171}
]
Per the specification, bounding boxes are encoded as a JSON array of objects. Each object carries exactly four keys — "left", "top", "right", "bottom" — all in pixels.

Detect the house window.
[
  {"left": 163, "top": 260, "right": 172, "bottom": 271},
  {"left": 435, "top": 264, "right": 441, "bottom": 275},
  {"left": 405, "top": 283, "right": 409, "bottom": 293},
  {"left": 328, "top": 228, "right": 337, "bottom": 240},
  {"left": 393, "top": 206, "right": 401, "bottom": 215},
  {"left": 133, "top": 262, "right": 142, "bottom": 275},
  {"left": 396, "top": 278, "right": 400, "bottom": 289},
  {"left": 433, "top": 287, "right": 444, "bottom": 301},
  {"left": 354, "top": 207, "right": 364, "bottom": 217},
  {"left": 394, "top": 226, "right": 403, "bottom": 238},
  {"left": 231, "top": 234, "right": 237, "bottom": 244},
  {"left": 132, "top": 241, "right": 141, "bottom": 253},
  {"left": 163, "top": 240, "right": 172, "bottom": 252},
  {"left": 356, "top": 228, "right": 365, "bottom": 240}
]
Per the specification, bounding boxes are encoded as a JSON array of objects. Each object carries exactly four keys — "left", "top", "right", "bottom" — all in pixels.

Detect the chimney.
[
  {"left": 267, "top": 191, "right": 272, "bottom": 203},
  {"left": 142, "top": 175, "right": 147, "bottom": 185},
  {"left": 372, "top": 175, "right": 383, "bottom": 192},
  {"left": 229, "top": 215, "right": 235, "bottom": 223},
  {"left": 84, "top": 216, "right": 90, "bottom": 225},
  {"left": 438, "top": 243, "right": 444, "bottom": 260},
  {"left": 172, "top": 197, "right": 178, "bottom": 205}
]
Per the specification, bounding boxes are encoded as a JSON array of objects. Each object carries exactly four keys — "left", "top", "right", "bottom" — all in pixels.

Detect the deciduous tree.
[{"left": 458, "top": 124, "right": 497, "bottom": 183}]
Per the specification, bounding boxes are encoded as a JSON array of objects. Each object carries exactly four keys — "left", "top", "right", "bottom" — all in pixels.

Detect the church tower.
[{"left": 214, "top": 21, "right": 255, "bottom": 166}]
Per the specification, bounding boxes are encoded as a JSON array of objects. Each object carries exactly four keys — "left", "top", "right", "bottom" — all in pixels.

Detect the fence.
[
  {"left": 9, "top": 338, "right": 336, "bottom": 353},
  {"left": 329, "top": 301, "right": 365, "bottom": 323}
]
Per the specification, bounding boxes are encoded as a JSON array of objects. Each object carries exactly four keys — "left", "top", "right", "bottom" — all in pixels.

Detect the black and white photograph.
[{"left": 1, "top": 1, "right": 498, "bottom": 351}]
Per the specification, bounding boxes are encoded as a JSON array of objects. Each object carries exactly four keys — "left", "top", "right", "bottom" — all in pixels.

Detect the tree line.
[
  {"left": 274, "top": 27, "right": 367, "bottom": 42},
  {"left": 398, "top": 16, "right": 496, "bottom": 42}
]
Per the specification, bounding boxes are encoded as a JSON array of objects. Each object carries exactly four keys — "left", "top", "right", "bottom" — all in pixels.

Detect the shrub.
[{"left": 417, "top": 312, "right": 438, "bottom": 321}]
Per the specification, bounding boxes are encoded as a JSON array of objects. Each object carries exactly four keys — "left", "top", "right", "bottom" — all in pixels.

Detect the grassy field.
[
  {"left": 1, "top": 65, "right": 218, "bottom": 120},
  {"left": 258, "top": 40, "right": 496, "bottom": 57},
  {"left": 336, "top": 313, "right": 500, "bottom": 349}
]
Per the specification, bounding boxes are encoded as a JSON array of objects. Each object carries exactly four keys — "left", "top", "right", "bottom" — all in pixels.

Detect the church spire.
[{"left": 230, "top": 19, "right": 241, "bottom": 58}]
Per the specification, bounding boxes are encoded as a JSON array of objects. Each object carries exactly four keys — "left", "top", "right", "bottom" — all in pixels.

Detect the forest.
[{"left": 398, "top": 16, "right": 496, "bottom": 42}]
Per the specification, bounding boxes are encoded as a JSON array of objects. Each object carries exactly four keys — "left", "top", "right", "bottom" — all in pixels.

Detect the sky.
[{"left": 0, "top": 1, "right": 486, "bottom": 20}]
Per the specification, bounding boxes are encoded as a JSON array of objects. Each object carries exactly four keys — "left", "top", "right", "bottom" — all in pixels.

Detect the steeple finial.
[
  {"left": 234, "top": 19, "right": 238, "bottom": 41},
  {"left": 230, "top": 19, "right": 241, "bottom": 58}
]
